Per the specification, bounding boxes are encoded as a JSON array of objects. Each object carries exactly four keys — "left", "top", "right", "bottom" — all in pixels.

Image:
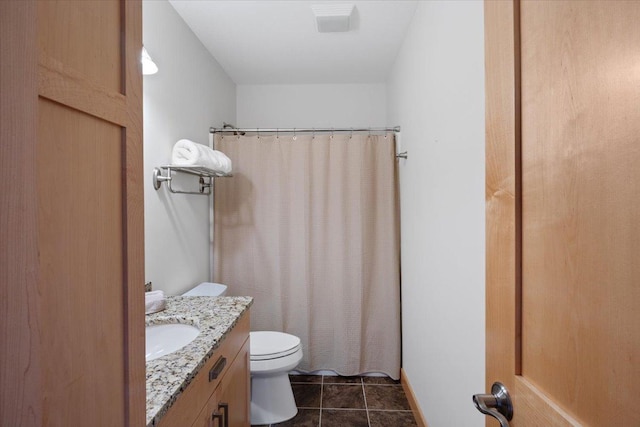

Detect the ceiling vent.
[{"left": 311, "top": 4, "right": 355, "bottom": 33}]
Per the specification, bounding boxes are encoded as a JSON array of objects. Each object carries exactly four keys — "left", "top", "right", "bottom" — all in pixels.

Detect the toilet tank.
[{"left": 182, "top": 282, "right": 228, "bottom": 297}]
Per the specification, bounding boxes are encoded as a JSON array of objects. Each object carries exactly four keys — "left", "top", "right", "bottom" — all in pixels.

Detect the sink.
[{"left": 146, "top": 323, "right": 200, "bottom": 361}]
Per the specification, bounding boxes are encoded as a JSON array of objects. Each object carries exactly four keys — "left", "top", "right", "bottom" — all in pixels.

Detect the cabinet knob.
[
  {"left": 218, "top": 402, "right": 229, "bottom": 427},
  {"left": 209, "top": 356, "right": 227, "bottom": 381},
  {"left": 211, "top": 411, "right": 223, "bottom": 427}
]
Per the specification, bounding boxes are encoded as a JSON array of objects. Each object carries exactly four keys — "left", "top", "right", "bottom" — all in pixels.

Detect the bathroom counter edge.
[{"left": 145, "top": 295, "right": 253, "bottom": 426}]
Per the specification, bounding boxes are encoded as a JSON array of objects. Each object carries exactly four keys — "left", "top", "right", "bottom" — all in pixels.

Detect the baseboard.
[{"left": 401, "top": 368, "right": 429, "bottom": 427}]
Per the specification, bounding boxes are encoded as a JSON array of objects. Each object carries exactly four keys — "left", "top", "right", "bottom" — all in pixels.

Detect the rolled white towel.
[
  {"left": 145, "top": 290, "right": 166, "bottom": 315},
  {"left": 171, "top": 139, "right": 232, "bottom": 174}
]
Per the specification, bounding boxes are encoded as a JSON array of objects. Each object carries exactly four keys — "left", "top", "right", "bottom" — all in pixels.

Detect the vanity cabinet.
[
  {"left": 158, "top": 312, "right": 250, "bottom": 427},
  {"left": 193, "top": 340, "right": 250, "bottom": 427}
]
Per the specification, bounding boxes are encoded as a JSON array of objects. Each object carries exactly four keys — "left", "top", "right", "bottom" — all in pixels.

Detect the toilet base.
[{"left": 250, "top": 373, "right": 298, "bottom": 425}]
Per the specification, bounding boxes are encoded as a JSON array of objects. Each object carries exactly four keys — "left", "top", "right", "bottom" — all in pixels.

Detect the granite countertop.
[{"left": 146, "top": 296, "right": 253, "bottom": 426}]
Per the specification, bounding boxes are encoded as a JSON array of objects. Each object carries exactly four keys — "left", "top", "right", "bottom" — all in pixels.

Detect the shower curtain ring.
[
  {"left": 331, "top": 128, "right": 334, "bottom": 139},
  {"left": 276, "top": 128, "right": 279, "bottom": 139},
  {"left": 350, "top": 128, "right": 353, "bottom": 139},
  {"left": 312, "top": 128, "right": 315, "bottom": 139},
  {"left": 293, "top": 128, "right": 297, "bottom": 140},
  {"left": 257, "top": 128, "right": 260, "bottom": 139}
]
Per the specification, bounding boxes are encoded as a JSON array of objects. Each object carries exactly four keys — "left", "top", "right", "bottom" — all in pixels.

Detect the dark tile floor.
[{"left": 252, "top": 375, "right": 418, "bottom": 427}]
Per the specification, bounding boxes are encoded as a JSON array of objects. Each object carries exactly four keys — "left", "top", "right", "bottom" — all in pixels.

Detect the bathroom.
[
  {"left": 143, "top": 1, "right": 484, "bottom": 426},
  {"left": 3, "top": 1, "right": 637, "bottom": 426}
]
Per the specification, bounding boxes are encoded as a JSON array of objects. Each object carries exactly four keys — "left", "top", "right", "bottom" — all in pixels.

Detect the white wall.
[
  {"left": 143, "top": 0, "right": 236, "bottom": 295},
  {"left": 387, "top": 2, "right": 485, "bottom": 426},
  {"left": 237, "top": 84, "right": 386, "bottom": 128}
]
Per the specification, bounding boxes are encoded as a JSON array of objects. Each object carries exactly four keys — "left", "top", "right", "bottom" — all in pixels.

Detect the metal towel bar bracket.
[{"left": 152, "top": 165, "right": 232, "bottom": 196}]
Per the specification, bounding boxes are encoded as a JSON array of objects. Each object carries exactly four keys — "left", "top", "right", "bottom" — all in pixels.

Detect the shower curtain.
[{"left": 213, "top": 132, "right": 401, "bottom": 379}]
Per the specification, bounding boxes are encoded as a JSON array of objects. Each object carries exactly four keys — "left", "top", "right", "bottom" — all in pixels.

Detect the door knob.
[{"left": 473, "top": 382, "right": 513, "bottom": 427}]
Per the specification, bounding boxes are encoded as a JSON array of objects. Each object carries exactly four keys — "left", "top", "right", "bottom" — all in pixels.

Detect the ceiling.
[{"left": 168, "top": 0, "right": 418, "bottom": 85}]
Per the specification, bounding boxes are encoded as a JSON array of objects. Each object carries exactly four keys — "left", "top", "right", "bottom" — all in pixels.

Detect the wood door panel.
[
  {"left": 514, "top": 377, "right": 583, "bottom": 427},
  {"left": 38, "top": 53, "right": 129, "bottom": 127},
  {"left": 520, "top": 1, "right": 640, "bottom": 425},
  {"left": 1, "top": 0, "right": 144, "bottom": 424},
  {"left": 0, "top": 2, "right": 41, "bottom": 425},
  {"left": 37, "top": 98, "right": 126, "bottom": 425},
  {"left": 38, "top": 0, "right": 122, "bottom": 93},
  {"left": 486, "top": 1, "right": 640, "bottom": 426}
]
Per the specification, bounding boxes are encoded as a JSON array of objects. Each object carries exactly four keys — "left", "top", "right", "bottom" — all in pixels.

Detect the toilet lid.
[{"left": 250, "top": 331, "right": 301, "bottom": 360}]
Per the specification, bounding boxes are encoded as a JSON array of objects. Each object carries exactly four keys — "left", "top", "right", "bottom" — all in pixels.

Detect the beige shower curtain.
[{"left": 213, "top": 132, "right": 401, "bottom": 379}]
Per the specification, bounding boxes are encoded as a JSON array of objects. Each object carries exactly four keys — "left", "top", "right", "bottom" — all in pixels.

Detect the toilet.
[
  {"left": 181, "top": 283, "right": 303, "bottom": 425},
  {"left": 250, "top": 331, "right": 303, "bottom": 425}
]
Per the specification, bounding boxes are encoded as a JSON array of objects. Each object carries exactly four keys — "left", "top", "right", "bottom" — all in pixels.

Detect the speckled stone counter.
[{"left": 146, "top": 296, "right": 253, "bottom": 426}]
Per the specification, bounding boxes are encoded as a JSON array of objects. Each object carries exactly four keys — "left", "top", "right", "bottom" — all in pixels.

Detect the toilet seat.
[{"left": 250, "top": 331, "right": 301, "bottom": 361}]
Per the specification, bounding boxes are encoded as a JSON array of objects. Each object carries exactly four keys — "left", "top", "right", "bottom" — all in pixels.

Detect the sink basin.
[{"left": 146, "top": 323, "right": 200, "bottom": 361}]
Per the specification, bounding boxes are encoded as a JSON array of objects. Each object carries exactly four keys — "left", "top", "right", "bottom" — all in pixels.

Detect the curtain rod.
[
  {"left": 209, "top": 126, "right": 401, "bottom": 134},
  {"left": 210, "top": 124, "right": 408, "bottom": 159}
]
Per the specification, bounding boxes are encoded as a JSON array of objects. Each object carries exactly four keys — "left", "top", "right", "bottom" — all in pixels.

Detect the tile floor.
[{"left": 252, "top": 375, "right": 419, "bottom": 427}]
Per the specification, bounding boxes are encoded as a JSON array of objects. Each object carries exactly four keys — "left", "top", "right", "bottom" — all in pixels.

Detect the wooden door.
[
  {"left": 485, "top": 1, "right": 640, "bottom": 425},
  {"left": 0, "top": 1, "right": 144, "bottom": 425}
]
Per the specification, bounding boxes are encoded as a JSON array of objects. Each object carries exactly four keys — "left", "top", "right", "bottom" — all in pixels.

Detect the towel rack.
[{"left": 152, "top": 165, "right": 232, "bottom": 195}]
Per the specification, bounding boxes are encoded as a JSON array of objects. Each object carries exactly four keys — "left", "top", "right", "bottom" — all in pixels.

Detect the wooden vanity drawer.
[
  {"left": 157, "top": 312, "right": 250, "bottom": 427},
  {"left": 191, "top": 339, "right": 250, "bottom": 427}
]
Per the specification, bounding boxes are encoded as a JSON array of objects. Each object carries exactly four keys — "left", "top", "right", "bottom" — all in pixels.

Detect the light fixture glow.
[
  {"left": 141, "top": 46, "right": 158, "bottom": 75},
  {"left": 311, "top": 4, "right": 355, "bottom": 33}
]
